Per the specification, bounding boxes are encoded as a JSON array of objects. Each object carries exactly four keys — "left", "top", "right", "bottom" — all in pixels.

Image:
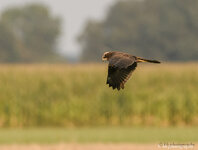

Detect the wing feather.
[
  {"left": 109, "top": 54, "right": 136, "bottom": 69},
  {"left": 106, "top": 53, "right": 137, "bottom": 90},
  {"left": 106, "top": 62, "right": 137, "bottom": 90}
]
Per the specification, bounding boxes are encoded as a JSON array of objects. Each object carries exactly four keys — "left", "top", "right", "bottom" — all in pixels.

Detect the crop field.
[
  {"left": 0, "top": 63, "right": 197, "bottom": 149},
  {"left": 0, "top": 63, "right": 198, "bottom": 127}
]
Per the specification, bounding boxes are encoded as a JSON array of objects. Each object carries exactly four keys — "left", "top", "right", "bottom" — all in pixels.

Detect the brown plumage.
[{"left": 102, "top": 51, "right": 160, "bottom": 90}]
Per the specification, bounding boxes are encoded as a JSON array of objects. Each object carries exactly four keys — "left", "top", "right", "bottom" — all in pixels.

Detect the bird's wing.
[
  {"left": 109, "top": 54, "right": 136, "bottom": 69},
  {"left": 106, "top": 62, "right": 137, "bottom": 90}
]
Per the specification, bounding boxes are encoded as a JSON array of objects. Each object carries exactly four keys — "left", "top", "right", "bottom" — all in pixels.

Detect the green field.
[
  {"left": 0, "top": 63, "right": 198, "bottom": 127},
  {"left": 0, "top": 127, "right": 198, "bottom": 144}
]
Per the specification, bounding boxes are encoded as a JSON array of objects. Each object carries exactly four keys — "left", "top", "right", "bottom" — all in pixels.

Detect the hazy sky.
[{"left": 0, "top": 0, "right": 115, "bottom": 58}]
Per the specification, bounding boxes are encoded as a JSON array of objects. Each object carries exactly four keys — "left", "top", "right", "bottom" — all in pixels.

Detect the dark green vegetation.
[
  {"left": 79, "top": 0, "right": 198, "bottom": 61},
  {"left": 0, "top": 127, "right": 198, "bottom": 144},
  {"left": 0, "top": 4, "right": 62, "bottom": 62},
  {"left": 0, "top": 64, "right": 197, "bottom": 127}
]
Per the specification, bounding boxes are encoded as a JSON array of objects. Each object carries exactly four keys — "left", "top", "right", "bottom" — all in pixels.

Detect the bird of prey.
[{"left": 102, "top": 51, "right": 160, "bottom": 90}]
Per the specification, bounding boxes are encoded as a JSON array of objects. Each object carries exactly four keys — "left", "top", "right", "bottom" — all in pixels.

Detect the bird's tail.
[{"left": 136, "top": 57, "right": 160, "bottom": 63}]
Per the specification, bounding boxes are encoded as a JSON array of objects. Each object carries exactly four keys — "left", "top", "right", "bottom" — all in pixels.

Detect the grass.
[
  {"left": 0, "top": 127, "right": 198, "bottom": 144},
  {"left": 0, "top": 63, "right": 198, "bottom": 127}
]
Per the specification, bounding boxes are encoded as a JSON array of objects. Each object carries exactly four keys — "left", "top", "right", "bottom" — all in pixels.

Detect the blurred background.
[{"left": 0, "top": 0, "right": 198, "bottom": 150}]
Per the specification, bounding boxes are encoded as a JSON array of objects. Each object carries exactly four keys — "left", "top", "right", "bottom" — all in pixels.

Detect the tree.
[
  {"left": 78, "top": 0, "right": 198, "bottom": 61},
  {"left": 78, "top": 20, "right": 105, "bottom": 62},
  {"left": 0, "top": 4, "right": 62, "bottom": 62},
  {"left": 0, "top": 23, "right": 19, "bottom": 62}
]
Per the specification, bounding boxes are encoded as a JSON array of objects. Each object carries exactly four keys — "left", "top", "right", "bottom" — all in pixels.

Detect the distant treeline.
[
  {"left": 0, "top": 64, "right": 197, "bottom": 127},
  {"left": 0, "top": 4, "right": 63, "bottom": 63},
  {"left": 79, "top": 0, "right": 198, "bottom": 62}
]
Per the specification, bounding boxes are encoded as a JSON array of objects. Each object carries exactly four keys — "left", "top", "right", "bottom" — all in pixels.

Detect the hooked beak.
[
  {"left": 102, "top": 56, "right": 107, "bottom": 61},
  {"left": 102, "top": 57, "right": 107, "bottom": 61}
]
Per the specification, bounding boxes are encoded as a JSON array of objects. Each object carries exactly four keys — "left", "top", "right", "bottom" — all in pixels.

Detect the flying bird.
[{"left": 102, "top": 51, "right": 160, "bottom": 90}]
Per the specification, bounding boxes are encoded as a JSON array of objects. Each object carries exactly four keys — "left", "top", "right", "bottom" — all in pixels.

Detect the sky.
[{"left": 0, "top": 0, "right": 115, "bottom": 59}]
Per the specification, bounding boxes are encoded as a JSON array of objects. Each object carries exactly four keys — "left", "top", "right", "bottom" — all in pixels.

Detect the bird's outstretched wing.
[
  {"left": 109, "top": 54, "right": 135, "bottom": 69},
  {"left": 106, "top": 55, "right": 137, "bottom": 90}
]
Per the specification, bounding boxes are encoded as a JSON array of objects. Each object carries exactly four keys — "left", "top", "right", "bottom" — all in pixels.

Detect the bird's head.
[{"left": 102, "top": 52, "right": 113, "bottom": 61}]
